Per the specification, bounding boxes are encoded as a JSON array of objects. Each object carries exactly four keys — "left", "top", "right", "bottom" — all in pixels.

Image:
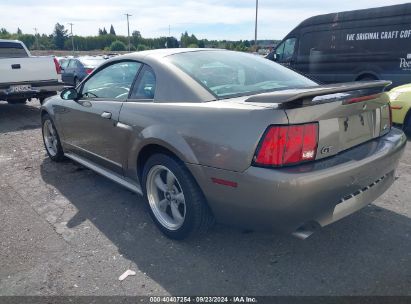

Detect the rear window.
[
  {"left": 0, "top": 42, "right": 28, "bottom": 58},
  {"left": 167, "top": 50, "right": 316, "bottom": 98},
  {"left": 80, "top": 57, "right": 106, "bottom": 68}
]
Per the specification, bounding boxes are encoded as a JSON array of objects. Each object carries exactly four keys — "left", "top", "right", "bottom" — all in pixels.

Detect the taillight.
[
  {"left": 254, "top": 123, "right": 319, "bottom": 167},
  {"left": 344, "top": 93, "right": 381, "bottom": 104},
  {"left": 86, "top": 68, "right": 94, "bottom": 74},
  {"left": 53, "top": 57, "right": 61, "bottom": 74}
]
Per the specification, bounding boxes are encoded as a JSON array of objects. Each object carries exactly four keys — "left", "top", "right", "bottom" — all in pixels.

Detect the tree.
[
  {"left": 137, "top": 44, "right": 148, "bottom": 51},
  {"left": 0, "top": 28, "right": 10, "bottom": 38},
  {"left": 132, "top": 30, "right": 141, "bottom": 38},
  {"left": 180, "top": 31, "right": 198, "bottom": 47},
  {"left": 109, "top": 40, "right": 126, "bottom": 51},
  {"left": 180, "top": 31, "right": 189, "bottom": 47},
  {"left": 52, "top": 23, "right": 68, "bottom": 49},
  {"left": 102, "top": 27, "right": 108, "bottom": 35},
  {"left": 17, "top": 28, "right": 22, "bottom": 35},
  {"left": 109, "top": 25, "right": 116, "bottom": 36},
  {"left": 165, "top": 36, "right": 179, "bottom": 48}
]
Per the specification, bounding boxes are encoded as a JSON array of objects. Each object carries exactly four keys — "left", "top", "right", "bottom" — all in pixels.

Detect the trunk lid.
[{"left": 245, "top": 81, "right": 392, "bottom": 160}]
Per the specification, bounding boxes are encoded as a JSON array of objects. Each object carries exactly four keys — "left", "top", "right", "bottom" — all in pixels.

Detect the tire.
[
  {"left": 403, "top": 111, "right": 411, "bottom": 137},
  {"left": 142, "top": 153, "right": 214, "bottom": 240},
  {"left": 7, "top": 98, "right": 26, "bottom": 104},
  {"left": 41, "top": 113, "right": 65, "bottom": 162}
]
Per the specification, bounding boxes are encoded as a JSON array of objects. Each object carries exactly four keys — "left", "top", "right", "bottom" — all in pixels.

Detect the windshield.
[
  {"left": 167, "top": 50, "right": 317, "bottom": 98},
  {"left": 80, "top": 57, "right": 106, "bottom": 68}
]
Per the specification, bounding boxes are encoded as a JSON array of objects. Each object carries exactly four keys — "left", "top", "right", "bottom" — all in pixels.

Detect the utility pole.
[
  {"left": 68, "top": 23, "right": 75, "bottom": 55},
  {"left": 125, "top": 13, "right": 132, "bottom": 51},
  {"left": 254, "top": 0, "right": 258, "bottom": 51},
  {"left": 34, "top": 28, "right": 39, "bottom": 50}
]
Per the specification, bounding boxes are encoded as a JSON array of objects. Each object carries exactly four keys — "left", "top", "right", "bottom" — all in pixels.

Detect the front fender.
[
  {"left": 40, "top": 96, "right": 66, "bottom": 130},
  {"left": 391, "top": 99, "right": 411, "bottom": 124}
]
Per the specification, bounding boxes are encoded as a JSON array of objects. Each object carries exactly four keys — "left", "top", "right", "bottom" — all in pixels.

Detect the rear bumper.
[
  {"left": 0, "top": 80, "right": 63, "bottom": 100},
  {"left": 187, "top": 127, "right": 407, "bottom": 234}
]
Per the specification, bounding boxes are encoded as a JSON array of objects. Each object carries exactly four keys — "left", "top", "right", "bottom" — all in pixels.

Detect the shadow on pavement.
[
  {"left": 39, "top": 155, "right": 411, "bottom": 296},
  {"left": 0, "top": 102, "right": 41, "bottom": 134}
]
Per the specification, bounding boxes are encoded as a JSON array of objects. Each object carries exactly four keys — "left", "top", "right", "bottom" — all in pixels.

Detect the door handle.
[{"left": 101, "top": 111, "right": 112, "bottom": 119}]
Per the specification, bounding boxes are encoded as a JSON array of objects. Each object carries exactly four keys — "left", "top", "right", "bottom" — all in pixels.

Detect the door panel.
[{"left": 59, "top": 99, "right": 127, "bottom": 174}]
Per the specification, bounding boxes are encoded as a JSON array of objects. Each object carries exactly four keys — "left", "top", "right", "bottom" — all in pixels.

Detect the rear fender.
[{"left": 126, "top": 124, "right": 199, "bottom": 181}]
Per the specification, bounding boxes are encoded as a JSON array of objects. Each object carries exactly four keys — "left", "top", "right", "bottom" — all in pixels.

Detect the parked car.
[
  {"left": 266, "top": 3, "right": 411, "bottom": 87},
  {"left": 0, "top": 39, "right": 63, "bottom": 104},
  {"left": 61, "top": 56, "right": 107, "bottom": 86},
  {"left": 41, "top": 49, "right": 406, "bottom": 240},
  {"left": 388, "top": 84, "right": 411, "bottom": 136}
]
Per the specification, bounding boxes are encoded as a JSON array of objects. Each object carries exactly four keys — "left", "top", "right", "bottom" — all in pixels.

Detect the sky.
[{"left": 0, "top": 0, "right": 409, "bottom": 40}]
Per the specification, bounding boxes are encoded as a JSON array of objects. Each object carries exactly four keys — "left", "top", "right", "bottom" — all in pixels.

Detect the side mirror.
[{"left": 60, "top": 88, "right": 79, "bottom": 100}]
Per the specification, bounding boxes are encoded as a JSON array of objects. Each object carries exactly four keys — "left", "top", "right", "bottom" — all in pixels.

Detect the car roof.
[
  {"left": 0, "top": 39, "right": 22, "bottom": 43},
  {"left": 124, "top": 48, "right": 227, "bottom": 61}
]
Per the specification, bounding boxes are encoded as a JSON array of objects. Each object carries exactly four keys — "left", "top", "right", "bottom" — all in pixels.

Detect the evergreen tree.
[
  {"left": 109, "top": 25, "right": 116, "bottom": 36},
  {"left": 52, "top": 23, "right": 68, "bottom": 49}
]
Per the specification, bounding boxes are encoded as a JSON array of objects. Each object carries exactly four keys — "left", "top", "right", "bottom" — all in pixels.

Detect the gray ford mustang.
[{"left": 41, "top": 48, "right": 406, "bottom": 240}]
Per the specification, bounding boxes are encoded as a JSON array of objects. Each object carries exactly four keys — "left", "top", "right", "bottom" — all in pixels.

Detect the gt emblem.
[{"left": 321, "top": 146, "right": 333, "bottom": 154}]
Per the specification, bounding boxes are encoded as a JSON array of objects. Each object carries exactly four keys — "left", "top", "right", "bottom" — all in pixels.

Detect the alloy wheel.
[
  {"left": 146, "top": 165, "right": 186, "bottom": 230},
  {"left": 43, "top": 120, "right": 58, "bottom": 157}
]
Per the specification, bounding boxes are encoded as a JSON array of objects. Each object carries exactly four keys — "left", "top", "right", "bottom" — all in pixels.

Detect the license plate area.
[
  {"left": 9, "top": 84, "right": 31, "bottom": 93},
  {"left": 338, "top": 110, "right": 376, "bottom": 150}
]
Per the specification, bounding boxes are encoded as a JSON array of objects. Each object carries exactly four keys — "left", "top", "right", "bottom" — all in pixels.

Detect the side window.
[
  {"left": 81, "top": 61, "right": 142, "bottom": 100},
  {"left": 67, "top": 60, "right": 76, "bottom": 68},
  {"left": 60, "top": 60, "right": 69, "bottom": 70},
  {"left": 74, "top": 60, "right": 82, "bottom": 68},
  {"left": 276, "top": 38, "right": 296, "bottom": 62},
  {"left": 130, "top": 66, "right": 156, "bottom": 100},
  {"left": 299, "top": 31, "right": 339, "bottom": 64}
]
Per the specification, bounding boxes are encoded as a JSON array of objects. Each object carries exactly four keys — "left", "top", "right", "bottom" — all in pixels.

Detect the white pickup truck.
[{"left": 0, "top": 39, "right": 63, "bottom": 104}]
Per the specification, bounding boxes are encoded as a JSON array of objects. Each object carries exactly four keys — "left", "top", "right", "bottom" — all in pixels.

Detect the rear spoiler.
[{"left": 245, "top": 81, "right": 392, "bottom": 104}]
